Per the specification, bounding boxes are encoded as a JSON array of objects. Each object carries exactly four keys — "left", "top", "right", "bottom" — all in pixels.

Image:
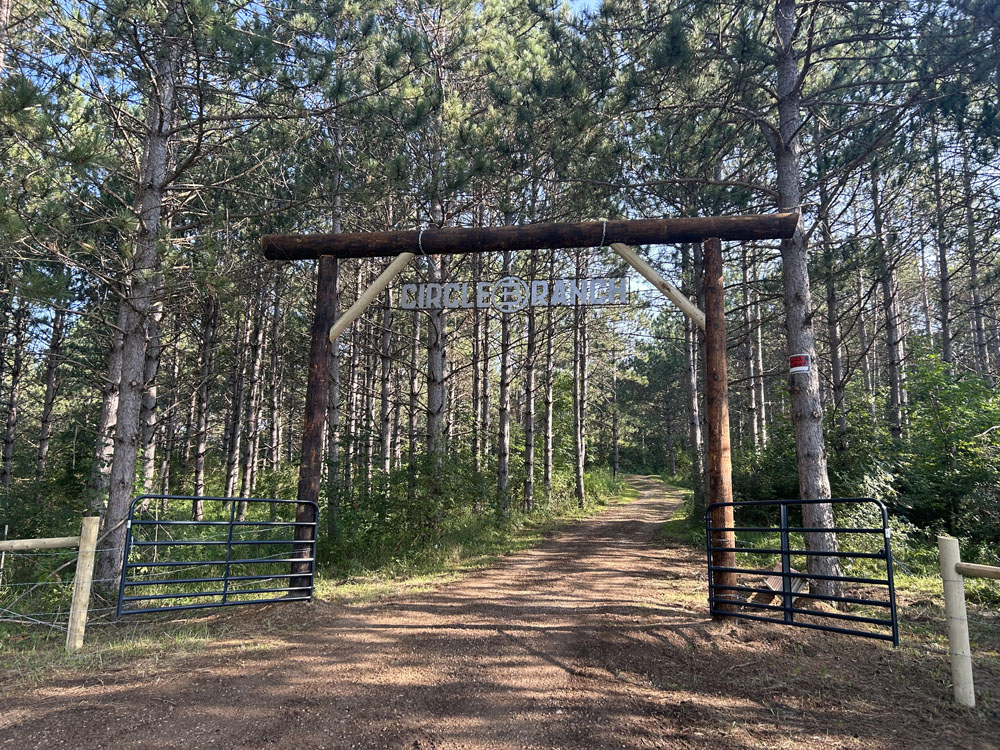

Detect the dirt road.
[{"left": 2, "top": 477, "right": 997, "bottom": 749}]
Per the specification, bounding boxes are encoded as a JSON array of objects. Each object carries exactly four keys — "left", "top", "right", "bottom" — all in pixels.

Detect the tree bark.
[
  {"left": 572, "top": 250, "right": 588, "bottom": 508},
  {"left": 407, "top": 313, "right": 420, "bottom": 502},
  {"left": 740, "top": 245, "right": 759, "bottom": 448},
  {"left": 158, "top": 330, "right": 179, "bottom": 496},
  {"left": 380, "top": 290, "right": 393, "bottom": 474},
  {"left": 271, "top": 272, "right": 286, "bottom": 472},
  {"left": 224, "top": 312, "right": 249, "bottom": 498},
  {"left": 239, "top": 292, "right": 266, "bottom": 510},
  {"left": 963, "top": 140, "right": 992, "bottom": 384},
  {"left": 1, "top": 302, "right": 26, "bottom": 488},
  {"left": 97, "top": 6, "right": 179, "bottom": 586},
  {"left": 703, "top": 239, "right": 737, "bottom": 613},
  {"left": 290, "top": 253, "right": 336, "bottom": 591},
  {"left": 872, "top": 166, "right": 906, "bottom": 442},
  {"left": 681, "top": 244, "right": 705, "bottom": 516},
  {"left": 426, "top": 256, "right": 448, "bottom": 461},
  {"left": 543, "top": 252, "right": 555, "bottom": 504},
  {"left": 89, "top": 305, "right": 125, "bottom": 515},
  {"left": 193, "top": 296, "right": 219, "bottom": 519},
  {"left": 139, "top": 301, "right": 162, "bottom": 496},
  {"left": 523, "top": 252, "right": 537, "bottom": 512},
  {"left": 497, "top": 250, "right": 513, "bottom": 515},
  {"left": 821, "top": 208, "right": 847, "bottom": 450},
  {"left": 326, "top": 261, "right": 341, "bottom": 538},
  {"left": 771, "top": 0, "right": 840, "bottom": 593},
  {"left": 36, "top": 307, "right": 65, "bottom": 481},
  {"left": 471, "top": 254, "right": 482, "bottom": 472},
  {"left": 932, "top": 120, "right": 953, "bottom": 371}
]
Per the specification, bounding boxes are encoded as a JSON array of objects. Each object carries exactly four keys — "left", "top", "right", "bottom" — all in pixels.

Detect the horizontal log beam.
[
  {"left": 262, "top": 211, "right": 799, "bottom": 261},
  {"left": 956, "top": 562, "right": 1000, "bottom": 581},
  {"left": 0, "top": 535, "right": 81, "bottom": 552}
]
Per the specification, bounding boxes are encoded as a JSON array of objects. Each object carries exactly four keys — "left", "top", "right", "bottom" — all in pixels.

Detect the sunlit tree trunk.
[
  {"left": 139, "top": 301, "right": 162, "bottom": 496},
  {"left": 523, "top": 253, "right": 537, "bottom": 512},
  {"left": 497, "top": 250, "right": 512, "bottom": 515}
]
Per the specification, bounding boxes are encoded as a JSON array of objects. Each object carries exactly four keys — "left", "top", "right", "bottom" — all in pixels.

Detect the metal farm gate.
[
  {"left": 706, "top": 497, "right": 899, "bottom": 645},
  {"left": 117, "top": 495, "right": 317, "bottom": 616}
]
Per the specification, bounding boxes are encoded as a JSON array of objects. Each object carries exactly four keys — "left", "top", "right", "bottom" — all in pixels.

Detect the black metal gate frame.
[
  {"left": 706, "top": 497, "right": 899, "bottom": 645},
  {"left": 117, "top": 495, "right": 318, "bottom": 617}
]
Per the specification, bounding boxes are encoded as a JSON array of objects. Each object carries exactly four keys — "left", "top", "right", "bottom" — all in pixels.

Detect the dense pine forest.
[{"left": 1, "top": 0, "right": 998, "bottom": 595}]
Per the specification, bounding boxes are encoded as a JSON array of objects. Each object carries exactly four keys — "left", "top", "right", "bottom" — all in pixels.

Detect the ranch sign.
[{"left": 398, "top": 276, "right": 630, "bottom": 313}]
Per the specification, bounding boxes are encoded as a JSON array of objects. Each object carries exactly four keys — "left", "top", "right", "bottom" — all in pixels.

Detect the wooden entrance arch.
[{"left": 262, "top": 211, "right": 800, "bottom": 612}]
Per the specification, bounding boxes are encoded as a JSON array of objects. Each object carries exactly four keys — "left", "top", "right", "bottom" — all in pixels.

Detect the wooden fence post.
[
  {"left": 938, "top": 535, "right": 975, "bottom": 707},
  {"left": 66, "top": 517, "right": 100, "bottom": 653}
]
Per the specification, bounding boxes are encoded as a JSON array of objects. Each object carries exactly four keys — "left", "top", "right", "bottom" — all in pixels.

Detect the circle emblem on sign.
[{"left": 490, "top": 276, "right": 529, "bottom": 313}]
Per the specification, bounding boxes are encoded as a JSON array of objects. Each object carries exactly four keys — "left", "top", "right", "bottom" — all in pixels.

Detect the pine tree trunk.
[
  {"left": 682, "top": 244, "right": 705, "bottom": 516},
  {"left": 751, "top": 252, "right": 768, "bottom": 445},
  {"left": 344, "top": 304, "right": 360, "bottom": 497},
  {"left": 611, "top": 362, "right": 619, "bottom": 478},
  {"left": 89, "top": 305, "right": 125, "bottom": 515},
  {"left": 497, "top": 250, "right": 512, "bottom": 514},
  {"left": 572, "top": 251, "right": 588, "bottom": 508},
  {"left": 193, "top": 296, "right": 219, "bottom": 519},
  {"left": 872, "top": 167, "right": 906, "bottom": 442},
  {"left": 380, "top": 292, "right": 393, "bottom": 474},
  {"left": 426, "top": 256, "right": 448, "bottom": 461},
  {"left": 407, "top": 313, "right": 420, "bottom": 502},
  {"left": 362, "top": 309, "right": 376, "bottom": 491},
  {"left": 139, "top": 301, "right": 162, "bottom": 496},
  {"left": 665, "top": 392, "right": 676, "bottom": 475},
  {"left": 271, "top": 273, "right": 286, "bottom": 472},
  {"left": 1, "top": 302, "right": 26, "bottom": 487},
  {"left": 326, "top": 261, "right": 341, "bottom": 538},
  {"left": 471, "top": 254, "right": 481, "bottom": 472},
  {"left": 159, "top": 333, "right": 179, "bottom": 496},
  {"left": 481, "top": 300, "right": 492, "bottom": 463},
  {"left": 97, "top": 9, "right": 179, "bottom": 587},
  {"left": 963, "top": 141, "right": 992, "bottom": 384},
  {"left": 224, "top": 313, "right": 249, "bottom": 498},
  {"left": 821, "top": 208, "right": 847, "bottom": 450},
  {"left": 523, "top": 254, "right": 537, "bottom": 512},
  {"left": 740, "top": 245, "right": 759, "bottom": 448},
  {"left": 771, "top": 0, "right": 840, "bottom": 593},
  {"left": 932, "top": 121, "right": 953, "bottom": 370},
  {"left": 240, "top": 293, "right": 266, "bottom": 506},
  {"left": 36, "top": 307, "right": 65, "bottom": 481},
  {"left": 543, "top": 252, "right": 555, "bottom": 504}
]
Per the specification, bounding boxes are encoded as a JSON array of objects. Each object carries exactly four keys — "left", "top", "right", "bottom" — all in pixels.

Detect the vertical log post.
[
  {"left": 938, "top": 535, "right": 975, "bottom": 707},
  {"left": 704, "top": 238, "right": 737, "bottom": 615},
  {"left": 66, "top": 516, "right": 99, "bottom": 653},
  {"left": 291, "top": 256, "right": 338, "bottom": 593}
]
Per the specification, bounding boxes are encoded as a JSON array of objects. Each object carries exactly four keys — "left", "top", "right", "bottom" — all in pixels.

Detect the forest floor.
[{"left": 1, "top": 475, "right": 998, "bottom": 749}]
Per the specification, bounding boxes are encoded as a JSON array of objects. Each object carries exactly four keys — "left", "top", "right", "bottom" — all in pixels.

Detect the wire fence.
[{"left": 0, "top": 544, "right": 120, "bottom": 634}]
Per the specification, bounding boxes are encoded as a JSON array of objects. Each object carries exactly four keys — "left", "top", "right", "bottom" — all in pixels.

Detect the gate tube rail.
[{"left": 706, "top": 497, "right": 899, "bottom": 646}]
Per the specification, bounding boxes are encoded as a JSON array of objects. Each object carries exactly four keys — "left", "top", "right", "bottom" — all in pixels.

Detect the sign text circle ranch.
[{"left": 398, "top": 277, "right": 630, "bottom": 312}]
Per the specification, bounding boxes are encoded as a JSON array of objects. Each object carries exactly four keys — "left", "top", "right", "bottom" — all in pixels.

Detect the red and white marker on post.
[{"left": 789, "top": 353, "right": 811, "bottom": 374}]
